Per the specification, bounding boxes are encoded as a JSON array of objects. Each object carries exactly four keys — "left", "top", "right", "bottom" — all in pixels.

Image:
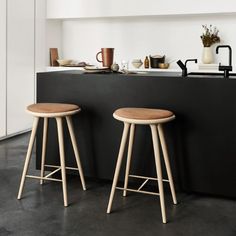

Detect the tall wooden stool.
[
  {"left": 17, "top": 103, "right": 86, "bottom": 206},
  {"left": 107, "top": 108, "right": 177, "bottom": 223}
]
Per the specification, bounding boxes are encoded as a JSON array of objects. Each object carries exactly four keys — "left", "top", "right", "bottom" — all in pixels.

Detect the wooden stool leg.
[
  {"left": 56, "top": 117, "right": 68, "bottom": 207},
  {"left": 66, "top": 116, "right": 86, "bottom": 190},
  {"left": 150, "top": 124, "right": 167, "bottom": 224},
  {"left": 123, "top": 124, "right": 135, "bottom": 197},
  {"left": 40, "top": 118, "right": 48, "bottom": 185},
  {"left": 107, "top": 122, "right": 130, "bottom": 213},
  {"left": 158, "top": 124, "right": 177, "bottom": 205},
  {"left": 17, "top": 117, "right": 39, "bottom": 199}
]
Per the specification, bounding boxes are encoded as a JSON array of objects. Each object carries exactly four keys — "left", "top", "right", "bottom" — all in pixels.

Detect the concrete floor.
[{"left": 0, "top": 133, "right": 236, "bottom": 236}]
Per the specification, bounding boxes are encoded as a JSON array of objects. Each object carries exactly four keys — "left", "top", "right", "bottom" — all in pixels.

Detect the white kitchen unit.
[
  {"left": 0, "top": 0, "right": 37, "bottom": 139},
  {"left": 47, "top": 0, "right": 236, "bottom": 19},
  {"left": 6, "top": 0, "right": 35, "bottom": 135},
  {"left": 0, "top": 0, "right": 7, "bottom": 138}
]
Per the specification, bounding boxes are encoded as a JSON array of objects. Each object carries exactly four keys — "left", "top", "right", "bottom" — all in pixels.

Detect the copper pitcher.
[{"left": 96, "top": 48, "right": 114, "bottom": 68}]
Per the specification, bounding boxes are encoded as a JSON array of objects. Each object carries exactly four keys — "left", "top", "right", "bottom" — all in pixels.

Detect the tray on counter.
[{"left": 62, "top": 62, "right": 92, "bottom": 67}]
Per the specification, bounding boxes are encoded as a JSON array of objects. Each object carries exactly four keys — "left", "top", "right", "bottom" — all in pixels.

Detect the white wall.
[
  {"left": 60, "top": 14, "right": 236, "bottom": 69},
  {"left": 45, "top": 20, "right": 62, "bottom": 66}
]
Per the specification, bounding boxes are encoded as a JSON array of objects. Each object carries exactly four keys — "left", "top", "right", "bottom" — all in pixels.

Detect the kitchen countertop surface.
[
  {"left": 44, "top": 67, "right": 236, "bottom": 79},
  {"left": 46, "top": 64, "right": 236, "bottom": 72}
]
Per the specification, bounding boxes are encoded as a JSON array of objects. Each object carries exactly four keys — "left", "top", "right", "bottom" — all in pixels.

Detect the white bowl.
[
  {"left": 57, "top": 59, "right": 73, "bottom": 66},
  {"left": 132, "top": 60, "right": 143, "bottom": 69}
]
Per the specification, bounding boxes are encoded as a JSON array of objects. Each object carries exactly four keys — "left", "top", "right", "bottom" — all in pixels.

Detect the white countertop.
[{"left": 45, "top": 65, "right": 236, "bottom": 74}]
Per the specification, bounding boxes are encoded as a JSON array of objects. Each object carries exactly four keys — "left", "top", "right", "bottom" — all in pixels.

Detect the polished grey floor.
[{"left": 0, "top": 133, "right": 236, "bottom": 236}]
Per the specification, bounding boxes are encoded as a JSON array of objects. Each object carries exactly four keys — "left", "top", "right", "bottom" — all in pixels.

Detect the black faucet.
[
  {"left": 216, "top": 45, "right": 232, "bottom": 78},
  {"left": 177, "top": 59, "right": 198, "bottom": 77}
]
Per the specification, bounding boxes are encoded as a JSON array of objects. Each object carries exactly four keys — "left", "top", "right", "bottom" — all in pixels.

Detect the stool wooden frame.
[
  {"left": 17, "top": 104, "right": 86, "bottom": 207},
  {"left": 107, "top": 109, "right": 177, "bottom": 223}
]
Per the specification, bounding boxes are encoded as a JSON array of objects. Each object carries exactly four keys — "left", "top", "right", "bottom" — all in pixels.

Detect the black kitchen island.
[{"left": 36, "top": 70, "right": 236, "bottom": 198}]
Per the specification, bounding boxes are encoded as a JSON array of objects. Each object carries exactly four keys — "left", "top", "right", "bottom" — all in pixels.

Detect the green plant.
[{"left": 201, "top": 24, "right": 220, "bottom": 47}]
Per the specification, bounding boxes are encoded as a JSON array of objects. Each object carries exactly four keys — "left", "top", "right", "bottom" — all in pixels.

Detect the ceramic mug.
[{"left": 96, "top": 48, "right": 114, "bottom": 68}]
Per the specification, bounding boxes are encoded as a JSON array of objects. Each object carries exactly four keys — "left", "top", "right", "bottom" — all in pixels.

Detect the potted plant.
[{"left": 200, "top": 24, "right": 220, "bottom": 64}]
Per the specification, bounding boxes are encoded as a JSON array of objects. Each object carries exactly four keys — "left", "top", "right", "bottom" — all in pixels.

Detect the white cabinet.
[
  {"left": 0, "top": 0, "right": 36, "bottom": 138},
  {"left": 0, "top": 0, "right": 6, "bottom": 138},
  {"left": 47, "top": 0, "right": 236, "bottom": 19},
  {"left": 0, "top": 0, "right": 39, "bottom": 139},
  {"left": 6, "top": 0, "right": 35, "bottom": 135}
]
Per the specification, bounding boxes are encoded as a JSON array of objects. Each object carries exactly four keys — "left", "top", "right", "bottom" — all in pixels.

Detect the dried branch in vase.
[{"left": 200, "top": 24, "right": 220, "bottom": 47}]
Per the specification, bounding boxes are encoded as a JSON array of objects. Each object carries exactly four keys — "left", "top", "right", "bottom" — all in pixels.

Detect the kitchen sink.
[
  {"left": 134, "top": 71, "right": 182, "bottom": 77},
  {"left": 187, "top": 72, "right": 236, "bottom": 79}
]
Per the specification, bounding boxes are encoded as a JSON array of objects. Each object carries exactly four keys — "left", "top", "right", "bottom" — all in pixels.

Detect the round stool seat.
[
  {"left": 27, "top": 103, "right": 80, "bottom": 117},
  {"left": 113, "top": 108, "right": 175, "bottom": 124}
]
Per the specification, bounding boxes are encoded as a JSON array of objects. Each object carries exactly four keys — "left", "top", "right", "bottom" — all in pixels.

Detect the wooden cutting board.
[{"left": 49, "top": 48, "right": 59, "bottom": 66}]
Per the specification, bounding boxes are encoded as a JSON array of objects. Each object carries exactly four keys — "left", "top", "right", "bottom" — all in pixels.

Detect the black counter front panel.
[{"left": 36, "top": 71, "right": 236, "bottom": 198}]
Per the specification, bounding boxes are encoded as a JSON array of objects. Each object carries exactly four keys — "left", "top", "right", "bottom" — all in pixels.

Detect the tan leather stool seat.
[
  {"left": 27, "top": 103, "right": 80, "bottom": 117},
  {"left": 27, "top": 103, "right": 79, "bottom": 113},
  {"left": 114, "top": 108, "right": 175, "bottom": 124}
]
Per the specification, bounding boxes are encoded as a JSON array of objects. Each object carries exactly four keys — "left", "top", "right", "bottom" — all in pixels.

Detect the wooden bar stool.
[
  {"left": 17, "top": 103, "right": 86, "bottom": 206},
  {"left": 107, "top": 107, "right": 177, "bottom": 223}
]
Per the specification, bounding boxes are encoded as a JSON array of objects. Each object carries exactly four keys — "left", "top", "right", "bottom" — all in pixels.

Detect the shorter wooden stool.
[
  {"left": 107, "top": 108, "right": 177, "bottom": 223},
  {"left": 17, "top": 103, "right": 86, "bottom": 206}
]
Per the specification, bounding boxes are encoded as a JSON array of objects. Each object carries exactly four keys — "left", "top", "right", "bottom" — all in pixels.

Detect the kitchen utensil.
[
  {"left": 158, "top": 63, "right": 169, "bottom": 69},
  {"left": 120, "top": 60, "right": 129, "bottom": 71},
  {"left": 57, "top": 59, "right": 73, "bottom": 66},
  {"left": 96, "top": 48, "right": 114, "bottom": 68},
  {"left": 132, "top": 59, "right": 143, "bottom": 69},
  {"left": 149, "top": 55, "right": 165, "bottom": 68},
  {"left": 111, "top": 63, "right": 120, "bottom": 72},
  {"left": 84, "top": 66, "right": 110, "bottom": 73},
  {"left": 50, "top": 48, "right": 59, "bottom": 66}
]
